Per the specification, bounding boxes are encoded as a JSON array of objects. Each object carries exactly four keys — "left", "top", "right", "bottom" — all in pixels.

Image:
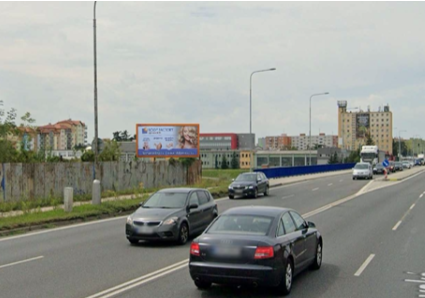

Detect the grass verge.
[
  {"left": 0, "top": 172, "right": 234, "bottom": 236},
  {"left": 202, "top": 169, "right": 248, "bottom": 179},
  {"left": 0, "top": 196, "right": 148, "bottom": 236}
]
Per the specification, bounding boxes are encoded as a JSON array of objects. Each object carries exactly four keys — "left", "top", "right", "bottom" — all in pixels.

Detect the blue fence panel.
[{"left": 254, "top": 163, "right": 356, "bottom": 179}]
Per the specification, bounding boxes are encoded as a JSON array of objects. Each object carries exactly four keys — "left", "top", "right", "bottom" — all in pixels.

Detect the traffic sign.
[{"left": 382, "top": 159, "right": 389, "bottom": 167}]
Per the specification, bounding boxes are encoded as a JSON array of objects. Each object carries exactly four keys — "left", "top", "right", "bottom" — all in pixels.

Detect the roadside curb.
[{"left": 378, "top": 168, "right": 425, "bottom": 182}]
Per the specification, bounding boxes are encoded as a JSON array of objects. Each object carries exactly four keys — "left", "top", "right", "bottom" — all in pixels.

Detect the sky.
[{"left": 1, "top": 1, "right": 425, "bottom": 143}]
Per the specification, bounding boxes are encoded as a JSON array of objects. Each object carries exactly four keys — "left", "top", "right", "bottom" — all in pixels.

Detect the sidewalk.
[
  {"left": 0, "top": 193, "right": 145, "bottom": 218},
  {"left": 361, "top": 166, "right": 425, "bottom": 194}
]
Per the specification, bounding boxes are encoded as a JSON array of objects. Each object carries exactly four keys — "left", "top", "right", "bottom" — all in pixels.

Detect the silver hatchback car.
[{"left": 352, "top": 162, "right": 373, "bottom": 180}]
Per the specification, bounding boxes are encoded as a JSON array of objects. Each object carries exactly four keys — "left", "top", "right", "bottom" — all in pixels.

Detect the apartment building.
[
  {"left": 337, "top": 101, "right": 393, "bottom": 154},
  {"left": 38, "top": 119, "right": 88, "bottom": 151}
]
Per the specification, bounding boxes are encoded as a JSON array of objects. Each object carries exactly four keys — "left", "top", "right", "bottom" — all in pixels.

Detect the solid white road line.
[
  {"left": 85, "top": 259, "right": 189, "bottom": 298},
  {"left": 281, "top": 194, "right": 295, "bottom": 200},
  {"left": 328, "top": 183, "right": 333, "bottom": 186},
  {"left": 354, "top": 254, "right": 375, "bottom": 277},
  {"left": 420, "top": 194, "right": 423, "bottom": 198},
  {"left": 0, "top": 256, "right": 44, "bottom": 269},
  {"left": 312, "top": 188, "right": 319, "bottom": 191},
  {"left": 410, "top": 204, "right": 415, "bottom": 210},
  {"left": 405, "top": 279, "right": 425, "bottom": 283},
  {"left": 99, "top": 263, "right": 188, "bottom": 298},
  {"left": 392, "top": 221, "right": 402, "bottom": 231}
]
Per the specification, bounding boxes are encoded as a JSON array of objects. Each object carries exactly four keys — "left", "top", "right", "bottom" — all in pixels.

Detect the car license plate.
[
  {"left": 137, "top": 226, "right": 153, "bottom": 234},
  {"left": 235, "top": 190, "right": 243, "bottom": 194},
  {"left": 214, "top": 246, "right": 241, "bottom": 257}
]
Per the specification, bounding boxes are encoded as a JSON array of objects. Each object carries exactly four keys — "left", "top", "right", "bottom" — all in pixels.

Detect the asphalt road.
[{"left": 1, "top": 172, "right": 424, "bottom": 298}]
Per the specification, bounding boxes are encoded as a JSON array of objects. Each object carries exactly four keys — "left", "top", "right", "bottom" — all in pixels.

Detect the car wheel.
[
  {"left": 264, "top": 186, "right": 269, "bottom": 196},
  {"left": 128, "top": 238, "right": 139, "bottom": 245},
  {"left": 253, "top": 188, "right": 258, "bottom": 198},
  {"left": 194, "top": 280, "right": 212, "bottom": 290},
  {"left": 177, "top": 223, "right": 189, "bottom": 245},
  {"left": 229, "top": 195, "right": 234, "bottom": 199},
  {"left": 311, "top": 241, "right": 323, "bottom": 270},
  {"left": 278, "top": 259, "right": 293, "bottom": 295}
]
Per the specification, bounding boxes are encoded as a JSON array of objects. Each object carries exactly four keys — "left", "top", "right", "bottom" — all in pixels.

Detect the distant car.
[
  {"left": 373, "top": 164, "right": 388, "bottom": 175},
  {"left": 402, "top": 161, "right": 411, "bottom": 169},
  {"left": 352, "top": 162, "right": 373, "bottom": 180},
  {"left": 394, "top": 162, "right": 404, "bottom": 171},
  {"left": 189, "top": 206, "right": 323, "bottom": 295},
  {"left": 228, "top": 172, "right": 269, "bottom": 199},
  {"left": 126, "top": 188, "right": 218, "bottom": 245}
]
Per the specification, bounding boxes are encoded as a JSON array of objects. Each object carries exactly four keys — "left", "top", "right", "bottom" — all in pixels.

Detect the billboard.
[
  {"left": 136, "top": 124, "right": 200, "bottom": 158},
  {"left": 356, "top": 113, "right": 370, "bottom": 139}
]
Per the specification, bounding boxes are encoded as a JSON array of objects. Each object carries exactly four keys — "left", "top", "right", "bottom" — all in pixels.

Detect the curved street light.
[{"left": 249, "top": 68, "right": 276, "bottom": 171}]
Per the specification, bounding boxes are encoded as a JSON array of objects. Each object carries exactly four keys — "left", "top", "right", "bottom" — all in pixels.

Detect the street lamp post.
[
  {"left": 414, "top": 134, "right": 420, "bottom": 157},
  {"left": 309, "top": 92, "right": 329, "bottom": 165},
  {"left": 399, "top": 130, "right": 406, "bottom": 161},
  {"left": 249, "top": 68, "right": 276, "bottom": 170},
  {"left": 93, "top": 1, "right": 98, "bottom": 177}
]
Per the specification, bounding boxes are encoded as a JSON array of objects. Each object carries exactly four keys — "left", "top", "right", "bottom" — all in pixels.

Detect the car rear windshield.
[
  {"left": 143, "top": 192, "right": 188, "bottom": 208},
  {"left": 354, "top": 164, "right": 369, "bottom": 169},
  {"left": 235, "top": 174, "right": 257, "bottom": 182},
  {"left": 207, "top": 214, "right": 273, "bottom": 236}
]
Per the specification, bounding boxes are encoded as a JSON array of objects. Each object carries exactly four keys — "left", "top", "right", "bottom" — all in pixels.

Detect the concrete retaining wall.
[{"left": 0, "top": 160, "right": 201, "bottom": 202}]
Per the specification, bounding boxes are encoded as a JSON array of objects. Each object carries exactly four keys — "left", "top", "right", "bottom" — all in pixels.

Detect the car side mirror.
[
  {"left": 307, "top": 221, "right": 316, "bottom": 228},
  {"left": 189, "top": 204, "right": 199, "bottom": 209},
  {"left": 139, "top": 201, "right": 144, "bottom": 207}
]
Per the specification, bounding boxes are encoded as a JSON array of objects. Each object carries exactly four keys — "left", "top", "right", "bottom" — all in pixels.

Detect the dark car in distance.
[
  {"left": 126, "top": 188, "right": 218, "bottom": 245},
  {"left": 394, "top": 162, "right": 404, "bottom": 171},
  {"left": 228, "top": 172, "right": 269, "bottom": 199},
  {"left": 189, "top": 206, "right": 323, "bottom": 296},
  {"left": 373, "top": 164, "right": 388, "bottom": 175}
]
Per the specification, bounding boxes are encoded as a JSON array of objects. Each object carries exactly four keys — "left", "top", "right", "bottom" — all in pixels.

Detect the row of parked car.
[
  {"left": 125, "top": 172, "right": 323, "bottom": 295},
  {"left": 353, "top": 159, "right": 419, "bottom": 180}
]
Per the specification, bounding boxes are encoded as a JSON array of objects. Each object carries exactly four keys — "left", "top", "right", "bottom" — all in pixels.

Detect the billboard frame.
[{"left": 135, "top": 123, "right": 200, "bottom": 158}]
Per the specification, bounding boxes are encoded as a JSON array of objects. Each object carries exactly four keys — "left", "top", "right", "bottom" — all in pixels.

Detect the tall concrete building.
[{"left": 337, "top": 101, "right": 393, "bottom": 154}]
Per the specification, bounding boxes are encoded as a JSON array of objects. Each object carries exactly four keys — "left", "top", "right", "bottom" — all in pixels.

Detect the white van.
[{"left": 352, "top": 162, "right": 373, "bottom": 180}]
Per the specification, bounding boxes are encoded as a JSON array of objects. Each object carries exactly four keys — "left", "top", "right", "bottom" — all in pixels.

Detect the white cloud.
[{"left": 1, "top": 2, "right": 425, "bottom": 142}]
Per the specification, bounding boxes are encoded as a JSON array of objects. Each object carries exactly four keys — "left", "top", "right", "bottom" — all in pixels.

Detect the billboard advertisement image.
[
  {"left": 136, "top": 124, "right": 200, "bottom": 158},
  {"left": 356, "top": 113, "right": 370, "bottom": 139}
]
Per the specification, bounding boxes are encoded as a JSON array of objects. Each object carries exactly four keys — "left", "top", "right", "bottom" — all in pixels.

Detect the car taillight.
[
  {"left": 190, "top": 242, "right": 200, "bottom": 256},
  {"left": 254, "top": 246, "right": 274, "bottom": 259}
]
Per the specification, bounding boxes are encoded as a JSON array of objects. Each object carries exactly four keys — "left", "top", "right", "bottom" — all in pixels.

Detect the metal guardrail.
[{"left": 254, "top": 163, "right": 356, "bottom": 179}]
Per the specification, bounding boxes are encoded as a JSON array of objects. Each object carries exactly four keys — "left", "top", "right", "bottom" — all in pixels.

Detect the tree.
[
  {"left": 221, "top": 154, "right": 229, "bottom": 169},
  {"left": 20, "top": 112, "right": 36, "bottom": 128},
  {"left": 328, "top": 152, "right": 339, "bottom": 164},
  {"left": 345, "top": 148, "right": 360, "bottom": 163},
  {"left": 99, "top": 140, "right": 121, "bottom": 161},
  {"left": 112, "top": 130, "right": 135, "bottom": 142},
  {"left": 365, "top": 132, "right": 374, "bottom": 145},
  {"left": 230, "top": 152, "right": 239, "bottom": 169}
]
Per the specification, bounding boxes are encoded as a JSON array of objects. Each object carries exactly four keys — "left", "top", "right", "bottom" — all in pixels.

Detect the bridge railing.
[{"left": 254, "top": 163, "right": 356, "bottom": 179}]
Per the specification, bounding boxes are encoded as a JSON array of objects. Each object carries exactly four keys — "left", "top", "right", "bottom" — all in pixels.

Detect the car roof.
[
  {"left": 222, "top": 206, "right": 292, "bottom": 217},
  {"left": 157, "top": 188, "right": 207, "bottom": 193}
]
